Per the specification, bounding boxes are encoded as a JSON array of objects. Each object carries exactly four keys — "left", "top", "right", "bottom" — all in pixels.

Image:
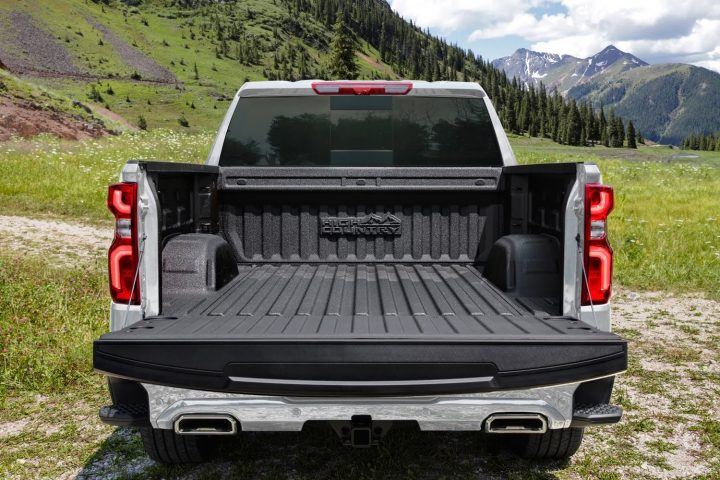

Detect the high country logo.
[{"left": 320, "top": 213, "right": 402, "bottom": 236}]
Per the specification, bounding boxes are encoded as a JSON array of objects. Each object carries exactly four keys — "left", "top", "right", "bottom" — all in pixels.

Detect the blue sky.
[{"left": 389, "top": 0, "right": 720, "bottom": 72}]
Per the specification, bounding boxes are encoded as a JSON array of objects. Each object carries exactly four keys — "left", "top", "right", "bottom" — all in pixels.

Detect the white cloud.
[
  {"left": 389, "top": 0, "right": 720, "bottom": 72},
  {"left": 389, "top": 0, "right": 540, "bottom": 32},
  {"left": 469, "top": 13, "right": 577, "bottom": 42}
]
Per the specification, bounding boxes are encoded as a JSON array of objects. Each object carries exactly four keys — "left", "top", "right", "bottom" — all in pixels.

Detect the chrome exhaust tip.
[
  {"left": 484, "top": 413, "right": 548, "bottom": 434},
  {"left": 174, "top": 414, "right": 238, "bottom": 435}
]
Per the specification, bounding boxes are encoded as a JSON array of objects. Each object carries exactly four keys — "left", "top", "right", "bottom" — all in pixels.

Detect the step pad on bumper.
[
  {"left": 99, "top": 404, "right": 149, "bottom": 427},
  {"left": 572, "top": 403, "right": 623, "bottom": 427}
]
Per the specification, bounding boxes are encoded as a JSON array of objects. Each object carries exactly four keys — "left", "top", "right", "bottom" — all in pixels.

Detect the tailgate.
[{"left": 94, "top": 263, "right": 626, "bottom": 396}]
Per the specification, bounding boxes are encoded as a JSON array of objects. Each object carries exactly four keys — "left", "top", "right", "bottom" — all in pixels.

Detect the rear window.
[{"left": 219, "top": 96, "right": 503, "bottom": 167}]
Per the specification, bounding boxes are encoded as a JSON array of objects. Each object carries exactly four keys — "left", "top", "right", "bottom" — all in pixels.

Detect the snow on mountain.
[{"left": 491, "top": 45, "right": 648, "bottom": 93}]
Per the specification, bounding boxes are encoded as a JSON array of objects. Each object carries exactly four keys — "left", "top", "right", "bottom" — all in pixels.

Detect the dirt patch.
[
  {"left": 0, "top": 419, "right": 29, "bottom": 439},
  {"left": 0, "top": 215, "right": 112, "bottom": 265},
  {"left": 0, "top": 12, "right": 82, "bottom": 76},
  {"left": 91, "top": 104, "right": 137, "bottom": 131},
  {"left": 604, "top": 288, "right": 720, "bottom": 478},
  {"left": 86, "top": 17, "right": 177, "bottom": 84},
  {"left": 358, "top": 52, "right": 397, "bottom": 79},
  {"left": 0, "top": 97, "right": 110, "bottom": 141}
]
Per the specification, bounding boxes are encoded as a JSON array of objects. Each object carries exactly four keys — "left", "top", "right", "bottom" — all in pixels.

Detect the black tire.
[
  {"left": 140, "top": 427, "right": 216, "bottom": 464},
  {"left": 511, "top": 427, "right": 584, "bottom": 460}
]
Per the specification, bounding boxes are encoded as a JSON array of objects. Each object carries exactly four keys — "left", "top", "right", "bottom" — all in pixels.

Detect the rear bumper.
[{"left": 141, "top": 381, "right": 587, "bottom": 431}]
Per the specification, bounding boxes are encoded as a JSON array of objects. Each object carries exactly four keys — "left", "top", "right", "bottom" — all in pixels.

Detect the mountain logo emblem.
[{"left": 320, "top": 213, "right": 402, "bottom": 236}]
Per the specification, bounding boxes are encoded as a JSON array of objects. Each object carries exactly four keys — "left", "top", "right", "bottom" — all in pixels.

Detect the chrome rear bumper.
[{"left": 143, "top": 381, "right": 580, "bottom": 432}]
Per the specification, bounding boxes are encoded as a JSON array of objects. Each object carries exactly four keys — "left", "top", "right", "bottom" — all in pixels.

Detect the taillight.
[
  {"left": 311, "top": 81, "right": 412, "bottom": 95},
  {"left": 108, "top": 182, "right": 140, "bottom": 304},
  {"left": 582, "top": 184, "right": 614, "bottom": 305}
]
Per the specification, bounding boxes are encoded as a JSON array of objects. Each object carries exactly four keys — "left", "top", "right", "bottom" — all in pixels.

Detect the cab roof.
[{"left": 236, "top": 80, "right": 487, "bottom": 98}]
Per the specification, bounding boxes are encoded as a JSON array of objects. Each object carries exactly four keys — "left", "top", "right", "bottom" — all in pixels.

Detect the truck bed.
[
  {"left": 160, "top": 263, "right": 563, "bottom": 337},
  {"left": 95, "top": 263, "right": 626, "bottom": 396}
]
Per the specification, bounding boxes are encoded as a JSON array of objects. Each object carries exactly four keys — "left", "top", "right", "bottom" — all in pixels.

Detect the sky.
[{"left": 389, "top": 0, "right": 720, "bottom": 73}]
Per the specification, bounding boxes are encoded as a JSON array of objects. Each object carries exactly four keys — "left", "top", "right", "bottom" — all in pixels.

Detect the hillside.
[
  {"left": 568, "top": 63, "right": 720, "bottom": 144},
  {"left": 0, "top": 68, "right": 121, "bottom": 140},
  {"left": 0, "top": 0, "right": 466, "bottom": 132},
  {"left": 0, "top": 0, "right": 699, "bottom": 147},
  {"left": 492, "top": 45, "right": 647, "bottom": 93}
]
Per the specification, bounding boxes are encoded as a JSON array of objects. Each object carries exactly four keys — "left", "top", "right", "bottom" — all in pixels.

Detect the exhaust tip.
[
  {"left": 174, "top": 414, "right": 238, "bottom": 435},
  {"left": 485, "top": 414, "right": 547, "bottom": 434}
]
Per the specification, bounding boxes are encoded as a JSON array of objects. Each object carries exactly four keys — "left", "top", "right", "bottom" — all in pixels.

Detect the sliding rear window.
[{"left": 219, "top": 96, "right": 503, "bottom": 167}]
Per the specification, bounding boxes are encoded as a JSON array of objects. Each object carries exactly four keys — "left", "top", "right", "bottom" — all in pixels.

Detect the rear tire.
[
  {"left": 511, "top": 427, "right": 584, "bottom": 460},
  {"left": 140, "top": 427, "right": 216, "bottom": 464}
]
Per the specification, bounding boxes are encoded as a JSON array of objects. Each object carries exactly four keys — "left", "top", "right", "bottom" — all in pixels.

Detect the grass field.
[
  {"left": 1, "top": 132, "right": 719, "bottom": 478},
  {"left": 0, "top": 130, "right": 213, "bottom": 224},
  {"left": 511, "top": 135, "right": 720, "bottom": 297}
]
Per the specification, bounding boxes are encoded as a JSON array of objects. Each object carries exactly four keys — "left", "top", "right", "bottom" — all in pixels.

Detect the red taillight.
[
  {"left": 582, "top": 184, "right": 614, "bottom": 305},
  {"left": 108, "top": 182, "right": 140, "bottom": 304},
  {"left": 311, "top": 81, "right": 412, "bottom": 95}
]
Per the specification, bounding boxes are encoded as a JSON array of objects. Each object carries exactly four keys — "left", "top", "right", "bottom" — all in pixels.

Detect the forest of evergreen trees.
[
  {"left": 170, "top": 0, "right": 641, "bottom": 148},
  {"left": 682, "top": 132, "right": 720, "bottom": 151}
]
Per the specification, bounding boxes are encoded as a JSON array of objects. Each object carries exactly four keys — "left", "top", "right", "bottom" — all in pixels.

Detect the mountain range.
[
  {"left": 492, "top": 45, "right": 647, "bottom": 93},
  {"left": 493, "top": 46, "right": 720, "bottom": 144},
  {"left": 0, "top": 0, "right": 718, "bottom": 146}
]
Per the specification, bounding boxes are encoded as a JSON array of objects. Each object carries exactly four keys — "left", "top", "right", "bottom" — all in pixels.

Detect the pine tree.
[
  {"left": 609, "top": 121, "right": 619, "bottom": 147},
  {"left": 565, "top": 100, "right": 582, "bottom": 146},
  {"left": 193, "top": 62, "right": 199, "bottom": 80},
  {"left": 505, "top": 91, "right": 518, "bottom": 134},
  {"left": 518, "top": 95, "right": 529, "bottom": 134},
  {"left": 599, "top": 105, "right": 609, "bottom": 147},
  {"left": 626, "top": 120, "right": 637, "bottom": 149},
  {"left": 615, "top": 117, "right": 625, "bottom": 147},
  {"left": 378, "top": 23, "right": 387, "bottom": 61},
  {"left": 700, "top": 135, "right": 709, "bottom": 151},
  {"left": 328, "top": 17, "right": 358, "bottom": 79},
  {"left": 137, "top": 115, "right": 148, "bottom": 131},
  {"left": 88, "top": 85, "right": 104, "bottom": 103}
]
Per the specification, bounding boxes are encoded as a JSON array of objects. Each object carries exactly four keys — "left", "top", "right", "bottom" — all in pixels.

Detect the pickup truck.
[{"left": 94, "top": 80, "right": 626, "bottom": 464}]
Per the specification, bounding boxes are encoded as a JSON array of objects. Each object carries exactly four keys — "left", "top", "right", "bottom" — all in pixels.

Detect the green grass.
[
  {"left": 0, "top": 130, "right": 212, "bottom": 224},
  {"left": 512, "top": 135, "right": 720, "bottom": 297},
  {"left": 0, "top": 253, "right": 117, "bottom": 478},
  {"left": 0, "top": 253, "right": 107, "bottom": 396}
]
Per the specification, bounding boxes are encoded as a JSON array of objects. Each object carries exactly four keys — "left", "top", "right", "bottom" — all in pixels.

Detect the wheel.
[
  {"left": 140, "top": 427, "right": 216, "bottom": 464},
  {"left": 511, "top": 427, "right": 584, "bottom": 460}
]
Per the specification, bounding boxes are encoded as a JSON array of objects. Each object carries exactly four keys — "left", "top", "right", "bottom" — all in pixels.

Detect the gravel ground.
[
  {"left": 0, "top": 215, "right": 112, "bottom": 265},
  {"left": 0, "top": 12, "right": 82, "bottom": 76},
  {"left": 86, "top": 17, "right": 177, "bottom": 83},
  {"left": 1, "top": 216, "right": 718, "bottom": 479},
  {"left": 0, "top": 10, "right": 176, "bottom": 84}
]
